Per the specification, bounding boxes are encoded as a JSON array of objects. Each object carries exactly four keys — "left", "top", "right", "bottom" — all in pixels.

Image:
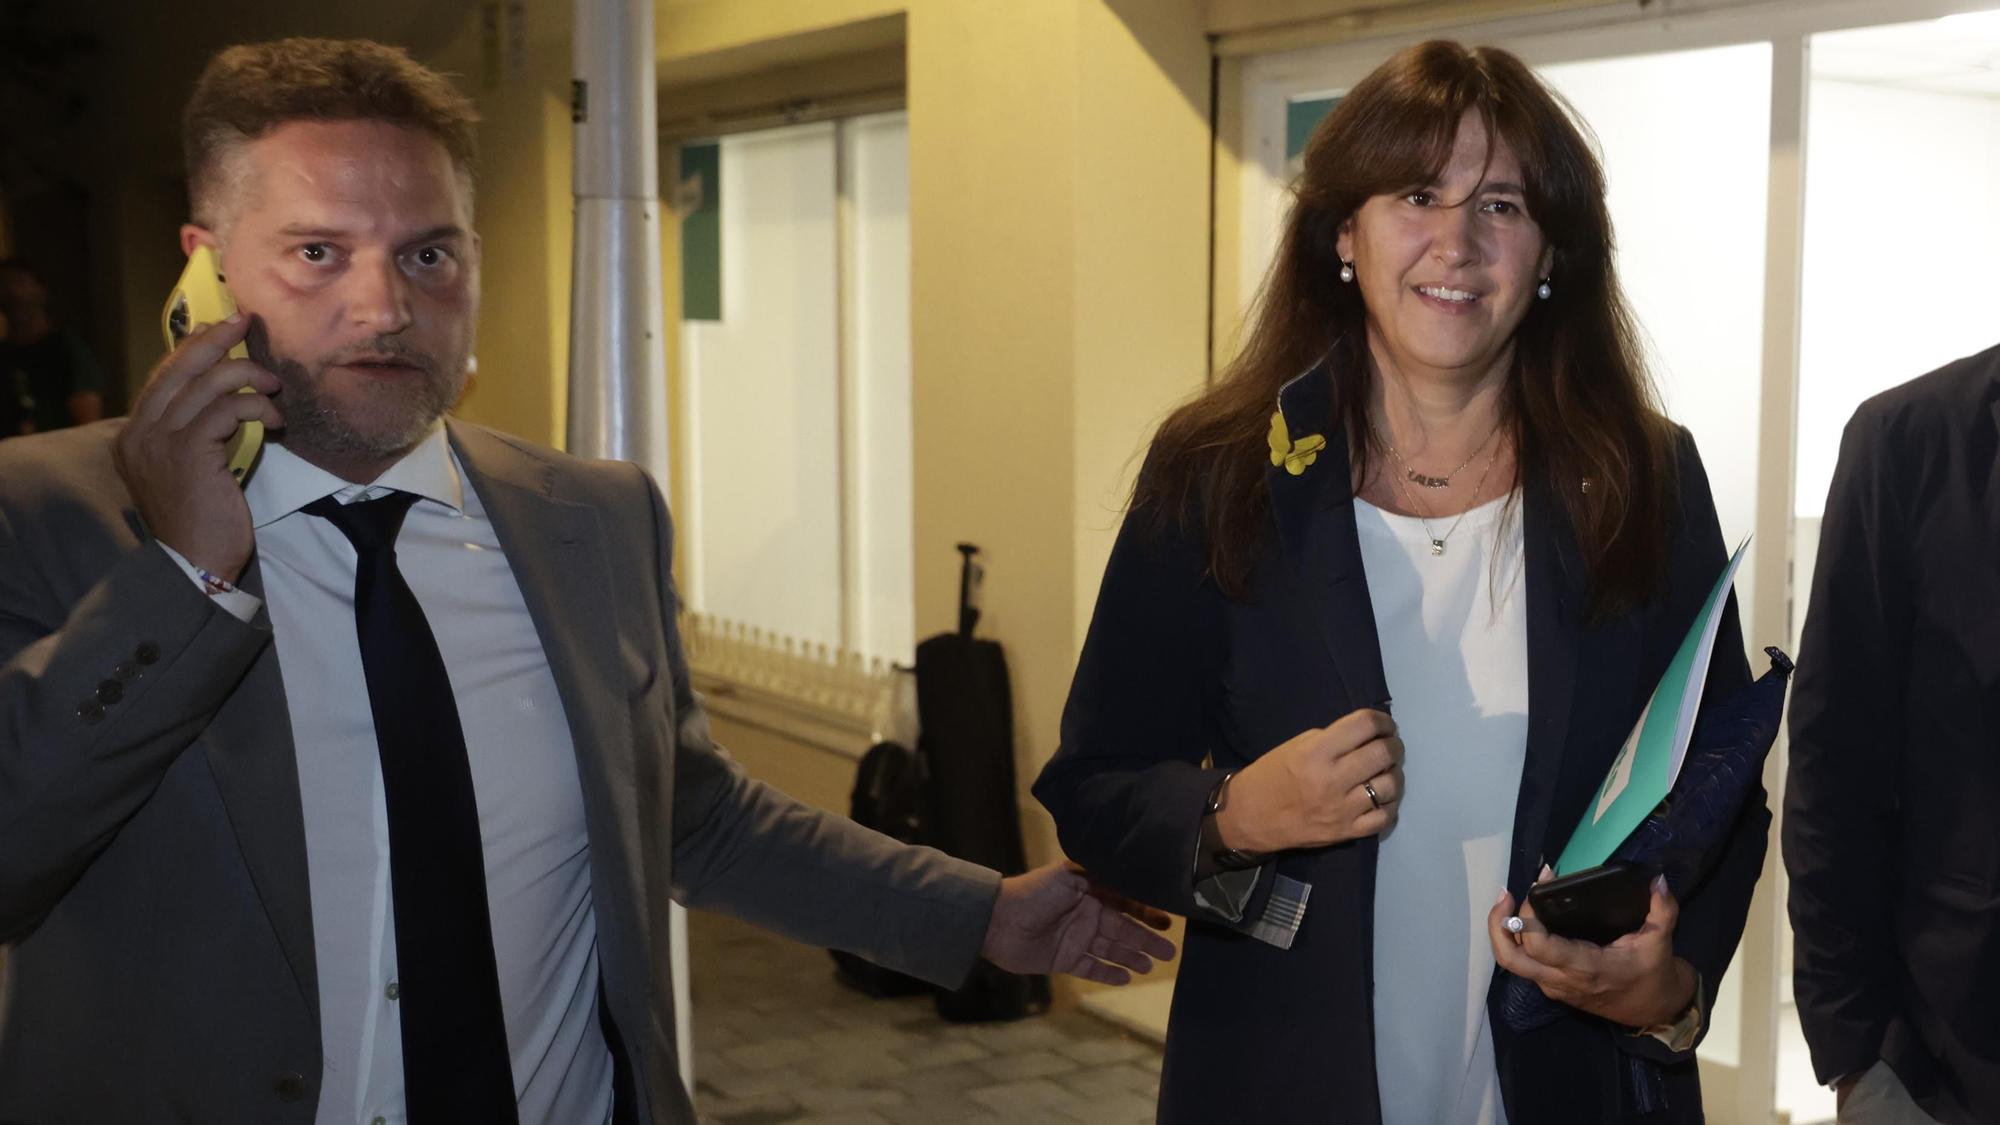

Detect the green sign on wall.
[
  {"left": 1287, "top": 96, "right": 1341, "bottom": 163},
  {"left": 680, "top": 142, "right": 721, "bottom": 322}
]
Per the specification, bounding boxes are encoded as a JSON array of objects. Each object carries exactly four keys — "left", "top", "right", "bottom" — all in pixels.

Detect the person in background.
[
  {"left": 0, "top": 257, "right": 105, "bottom": 435},
  {"left": 1785, "top": 341, "right": 2000, "bottom": 1125},
  {"left": 1034, "top": 40, "right": 1765, "bottom": 1125}
]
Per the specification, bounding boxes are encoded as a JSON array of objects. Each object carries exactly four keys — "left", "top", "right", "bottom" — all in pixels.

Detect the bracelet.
[
  {"left": 193, "top": 567, "right": 238, "bottom": 597},
  {"left": 1204, "top": 771, "right": 1267, "bottom": 870}
]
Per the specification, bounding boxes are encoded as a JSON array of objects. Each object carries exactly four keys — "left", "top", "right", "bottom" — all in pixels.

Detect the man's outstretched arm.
[{"left": 632, "top": 466, "right": 1173, "bottom": 987}]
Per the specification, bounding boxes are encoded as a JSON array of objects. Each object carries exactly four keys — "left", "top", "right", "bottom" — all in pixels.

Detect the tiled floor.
[{"left": 687, "top": 910, "right": 1165, "bottom": 1125}]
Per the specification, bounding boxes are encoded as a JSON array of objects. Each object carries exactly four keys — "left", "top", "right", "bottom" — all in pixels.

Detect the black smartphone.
[{"left": 1526, "top": 861, "right": 1654, "bottom": 946}]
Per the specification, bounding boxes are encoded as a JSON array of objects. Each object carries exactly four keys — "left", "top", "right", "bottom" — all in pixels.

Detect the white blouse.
[{"left": 1355, "top": 493, "right": 1529, "bottom": 1125}]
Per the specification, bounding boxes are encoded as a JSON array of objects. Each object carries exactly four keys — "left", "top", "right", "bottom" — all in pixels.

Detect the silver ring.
[{"left": 1364, "top": 781, "right": 1383, "bottom": 810}]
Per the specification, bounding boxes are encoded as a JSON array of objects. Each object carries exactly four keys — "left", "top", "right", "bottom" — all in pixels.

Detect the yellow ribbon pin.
[{"left": 1268, "top": 411, "right": 1326, "bottom": 476}]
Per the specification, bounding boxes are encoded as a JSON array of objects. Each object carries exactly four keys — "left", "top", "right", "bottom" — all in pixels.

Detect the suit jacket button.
[
  {"left": 114, "top": 660, "right": 141, "bottom": 682},
  {"left": 97, "top": 680, "right": 125, "bottom": 704},
  {"left": 77, "top": 700, "right": 105, "bottom": 724},
  {"left": 134, "top": 642, "right": 161, "bottom": 665},
  {"left": 274, "top": 1071, "right": 308, "bottom": 1102}
]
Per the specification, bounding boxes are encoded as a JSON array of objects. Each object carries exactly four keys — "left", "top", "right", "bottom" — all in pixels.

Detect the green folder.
[{"left": 1554, "top": 538, "right": 1752, "bottom": 876}]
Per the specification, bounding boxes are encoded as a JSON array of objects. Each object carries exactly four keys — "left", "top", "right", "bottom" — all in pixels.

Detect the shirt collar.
[{"left": 245, "top": 422, "right": 465, "bottom": 529}]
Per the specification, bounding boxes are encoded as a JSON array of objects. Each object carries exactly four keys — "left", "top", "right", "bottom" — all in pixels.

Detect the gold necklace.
[
  {"left": 1373, "top": 415, "right": 1503, "bottom": 490},
  {"left": 1374, "top": 427, "right": 1504, "bottom": 557}
]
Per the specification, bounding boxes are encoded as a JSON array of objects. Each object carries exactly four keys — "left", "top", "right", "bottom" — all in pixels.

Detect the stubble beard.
[{"left": 253, "top": 330, "right": 469, "bottom": 468}]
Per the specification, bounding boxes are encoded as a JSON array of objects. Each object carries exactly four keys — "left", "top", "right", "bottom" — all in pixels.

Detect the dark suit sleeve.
[
  {"left": 627, "top": 468, "right": 1001, "bottom": 989},
  {"left": 1032, "top": 495, "right": 1234, "bottom": 920},
  {"left": 1620, "top": 432, "right": 1764, "bottom": 1063},
  {"left": 1781, "top": 404, "right": 1907, "bottom": 1084},
  {"left": 0, "top": 502, "right": 267, "bottom": 942}
]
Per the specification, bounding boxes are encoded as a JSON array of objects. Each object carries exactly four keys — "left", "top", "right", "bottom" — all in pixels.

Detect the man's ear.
[{"left": 179, "top": 224, "right": 218, "bottom": 259}]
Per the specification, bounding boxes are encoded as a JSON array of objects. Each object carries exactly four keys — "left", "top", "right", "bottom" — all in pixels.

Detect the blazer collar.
[
  {"left": 444, "top": 420, "right": 652, "bottom": 955},
  {"left": 1986, "top": 383, "right": 2000, "bottom": 542},
  {"left": 443, "top": 421, "right": 636, "bottom": 817},
  {"left": 1509, "top": 469, "right": 1585, "bottom": 896},
  {"left": 245, "top": 425, "right": 463, "bottom": 527},
  {"left": 1264, "top": 356, "right": 1392, "bottom": 713}
]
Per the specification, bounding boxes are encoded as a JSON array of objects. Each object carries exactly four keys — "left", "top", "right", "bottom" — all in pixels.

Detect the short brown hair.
[{"left": 182, "top": 38, "right": 479, "bottom": 227}]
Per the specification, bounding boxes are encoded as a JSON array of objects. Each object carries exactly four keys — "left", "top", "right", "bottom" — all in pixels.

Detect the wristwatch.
[
  {"left": 1203, "top": 770, "right": 1266, "bottom": 871},
  {"left": 1632, "top": 970, "right": 1706, "bottom": 1052}
]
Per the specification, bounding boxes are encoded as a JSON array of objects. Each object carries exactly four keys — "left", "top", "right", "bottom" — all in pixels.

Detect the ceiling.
[{"left": 1811, "top": 9, "right": 2000, "bottom": 99}]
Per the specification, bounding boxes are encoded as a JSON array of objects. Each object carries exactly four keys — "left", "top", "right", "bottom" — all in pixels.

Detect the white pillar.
[{"left": 566, "top": 0, "right": 692, "bottom": 1090}]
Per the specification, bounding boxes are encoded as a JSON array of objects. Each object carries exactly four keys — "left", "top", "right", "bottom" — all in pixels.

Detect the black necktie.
[{"left": 305, "top": 492, "right": 520, "bottom": 1123}]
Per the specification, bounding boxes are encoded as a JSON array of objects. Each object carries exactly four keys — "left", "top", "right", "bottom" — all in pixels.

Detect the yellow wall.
[
  {"left": 902, "top": 1, "right": 1212, "bottom": 935},
  {"left": 904, "top": 0, "right": 1083, "bottom": 881},
  {"left": 429, "top": 2, "right": 577, "bottom": 450},
  {"left": 1070, "top": 0, "right": 1213, "bottom": 649},
  {"left": 651, "top": 0, "right": 1212, "bottom": 1005},
  {"left": 657, "top": 0, "right": 904, "bottom": 62}
]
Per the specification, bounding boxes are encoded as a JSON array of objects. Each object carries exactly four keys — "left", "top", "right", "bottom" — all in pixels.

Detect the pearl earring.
[
  {"left": 1536, "top": 278, "right": 1552, "bottom": 300},
  {"left": 1339, "top": 260, "right": 1355, "bottom": 283}
]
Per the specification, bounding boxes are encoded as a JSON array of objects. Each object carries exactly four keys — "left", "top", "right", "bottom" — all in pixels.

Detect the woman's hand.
[
  {"left": 1488, "top": 872, "right": 1698, "bottom": 1029},
  {"left": 1214, "top": 709, "right": 1403, "bottom": 854}
]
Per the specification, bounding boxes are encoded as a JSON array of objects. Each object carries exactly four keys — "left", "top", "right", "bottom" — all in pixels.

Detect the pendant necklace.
[
  {"left": 1372, "top": 415, "right": 1503, "bottom": 490},
  {"left": 1371, "top": 420, "right": 1504, "bottom": 557}
]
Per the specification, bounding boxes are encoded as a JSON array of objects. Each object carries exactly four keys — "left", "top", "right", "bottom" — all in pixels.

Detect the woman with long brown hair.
[{"left": 1033, "top": 41, "right": 1765, "bottom": 1124}]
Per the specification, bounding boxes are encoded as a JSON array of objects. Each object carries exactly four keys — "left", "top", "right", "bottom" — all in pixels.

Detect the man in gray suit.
[{"left": 0, "top": 38, "right": 1174, "bottom": 1125}]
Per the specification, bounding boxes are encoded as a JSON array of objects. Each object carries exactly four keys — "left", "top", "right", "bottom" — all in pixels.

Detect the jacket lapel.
[
  {"left": 1505, "top": 474, "right": 1584, "bottom": 896},
  {"left": 445, "top": 423, "right": 650, "bottom": 954},
  {"left": 1266, "top": 360, "right": 1392, "bottom": 712},
  {"left": 1986, "top": 393, "right": 2000, "bottom": 560},
  {"left": 198, "top": 556, "right": 320, "bottom": 1021}
]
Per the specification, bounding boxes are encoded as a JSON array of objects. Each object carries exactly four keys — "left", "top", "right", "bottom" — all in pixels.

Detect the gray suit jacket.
[{"left": 0, "top": 418, "right": 1000, "bottom": 1124}]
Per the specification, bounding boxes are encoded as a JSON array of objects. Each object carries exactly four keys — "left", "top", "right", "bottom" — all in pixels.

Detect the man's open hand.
[{"left": 981, "top": 862, "right": 1176, "bottom": 985}]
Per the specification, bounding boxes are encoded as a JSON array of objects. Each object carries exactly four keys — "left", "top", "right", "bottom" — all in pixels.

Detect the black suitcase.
[{"left": 917, "top": 544, "right": 1049, "bottom": 1022}]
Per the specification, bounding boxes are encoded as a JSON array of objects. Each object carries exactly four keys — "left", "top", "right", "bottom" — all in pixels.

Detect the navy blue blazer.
[{"left": 1034, "top": 362, "right": 1765, "bottom": 1124}]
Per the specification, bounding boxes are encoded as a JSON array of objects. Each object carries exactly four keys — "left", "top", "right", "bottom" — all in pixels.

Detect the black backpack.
[{"left": 829, "top": 737, "right": 934, "bottom": 998}]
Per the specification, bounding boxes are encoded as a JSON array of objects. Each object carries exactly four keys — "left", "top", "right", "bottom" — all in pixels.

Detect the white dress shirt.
[
  {"left": 164, "top": 427, "right": 613, "bottom": 1125},
  {"left": 1356, "top": 494, "right": 1528, "bottom": 1125}
]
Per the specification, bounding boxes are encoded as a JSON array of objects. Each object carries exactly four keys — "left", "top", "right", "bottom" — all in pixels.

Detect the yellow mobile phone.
[{"left": 161, "top": 245, "right": 263, "bottom": 482}]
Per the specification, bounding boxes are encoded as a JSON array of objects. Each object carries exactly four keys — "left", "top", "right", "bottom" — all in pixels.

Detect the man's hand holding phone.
[{"left": 114, "top": 314, "right": 282, "bottom": 584}]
